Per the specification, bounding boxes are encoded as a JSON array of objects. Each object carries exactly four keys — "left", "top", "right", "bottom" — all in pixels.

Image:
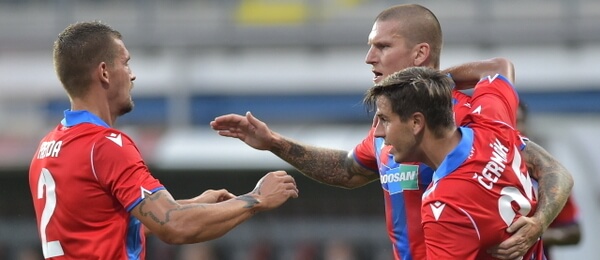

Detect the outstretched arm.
[
  {"left": 144, "top": 189, "right": 236, "bottom": 236},
  {"left": 489, "top": 140, "right": 574, "bottom": 259},
  {"left": 177, "top": 189, "right": 236, "bottom": 204},
  {"left": 210, "top": 112, "right": 379, "bottom": 189},
  {"left": 133, "top": 170, "right": 298, "bottom": 244}
]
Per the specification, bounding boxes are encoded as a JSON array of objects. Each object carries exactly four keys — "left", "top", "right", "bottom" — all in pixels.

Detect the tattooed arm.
[
  {"left": 133, "top": 170, "right": 298, "bottom": 244},
  {"left": 211, "top": 112, "right": 379, "bottom": 189},
  {"left": 270, "top": 134, "right": 378, "bottom": 188},
  {"left": 178, "top": 189, "right": 236, "bottom": 204},
  {"left": 143, "top": 189, "right": 237, "bottom": 236},
  {"left": 524, "top": 140, "right": 574, "bottom": 231},
  {"left": 489, "top": 140, "right": 574, "bottom": 259}
]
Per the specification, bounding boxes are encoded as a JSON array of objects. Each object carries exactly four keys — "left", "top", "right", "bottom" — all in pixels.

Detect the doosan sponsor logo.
[{"left": 380, "top": 170, "right": 418, "bottom": 184}]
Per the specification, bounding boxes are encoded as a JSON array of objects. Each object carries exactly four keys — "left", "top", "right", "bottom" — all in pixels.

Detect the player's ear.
[
  {"left": 97, "top": 62, "right": 110, "bottom": 87},
  {"left": 412, "top": 43, "right": 430, "bottom": 67},
  {"left": 411, "top": 112, "right": 425, "bottom": 134}
]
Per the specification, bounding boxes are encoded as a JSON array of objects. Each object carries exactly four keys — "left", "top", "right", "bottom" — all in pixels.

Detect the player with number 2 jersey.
[{"left": 29, "top": 110, "right": 165, "bottom": 259}]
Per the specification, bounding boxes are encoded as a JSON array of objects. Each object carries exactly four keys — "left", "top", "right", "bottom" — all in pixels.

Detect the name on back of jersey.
[
  {"left": 475, "top": 138, "right": 509, "bottom": 190},
  {"left": 37, "top": 140, "right": 63, "bottom": 159}
]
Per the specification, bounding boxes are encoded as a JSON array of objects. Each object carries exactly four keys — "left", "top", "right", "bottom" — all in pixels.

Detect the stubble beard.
[{"left": 119, "top": 99, "right": 134, "bottom": 116}]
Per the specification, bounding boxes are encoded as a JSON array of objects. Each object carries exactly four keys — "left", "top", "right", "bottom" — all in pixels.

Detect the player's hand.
[
  {"left": 210, "top": 111, "right": 275, "bottom": 151},
  {"left": 488, "top": 216, "right": 543, "bottom": 259},
  {"left": 193, "top": 189, "right": 236, "bottom": 204},
  {"left": 251, "top": 170, "right": 299, "bottom": 211}
]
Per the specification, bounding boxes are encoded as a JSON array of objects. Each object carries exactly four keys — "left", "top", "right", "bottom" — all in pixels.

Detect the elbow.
[
  {"left": 561, "top": 168, "right": 575, "bottom": 192},
  {"left": 568, "top": 174, "right": 575, "bottom": 191},
  {"left": 489, "top": 57, "right": 515, "bottom": 82}
]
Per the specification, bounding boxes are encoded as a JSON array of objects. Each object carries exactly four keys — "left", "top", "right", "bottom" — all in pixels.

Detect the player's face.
[
  {"left": 373, "top": 96, "right": 418, "bottom": 163},
  {"left": 365, "top": 20, "right": 417, "bottom": 84},
  {"left": 108, "top": 39, "right": 136, "bottom": 116}
]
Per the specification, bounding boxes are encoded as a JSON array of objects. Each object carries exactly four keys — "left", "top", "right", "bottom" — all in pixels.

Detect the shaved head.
[{"left": 375, "top": 4, "right": 443, "bottom": 68}]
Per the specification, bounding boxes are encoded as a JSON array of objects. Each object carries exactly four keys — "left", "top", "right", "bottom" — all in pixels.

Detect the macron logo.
[
  {"left": 106, "top": 133, "right": 123, "bottom": 147},
  {"left": 141, "top": 187, "right": 152, "bottom": 199},
  {"left": 430, "top": 201, "right": 446, "bottom": 221},
  {"left": 472, "top": 105, "right": 482, "bottom": 115},
  {"left": 486, "top": 74, "right": 500, "bottom": 83}
]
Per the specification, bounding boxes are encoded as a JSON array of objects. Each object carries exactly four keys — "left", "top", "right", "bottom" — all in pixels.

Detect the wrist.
[
  {"left": 236, "top": 194, "right": 261, "bottom": 212},
  {"left": 532, "top": 212, "right": 551, "bottom": 233},
  {"left": 269, "top": 132, "right": 289, "bottom": 155},
  {"left": 268, "top": 132, "right": 281, "bottom": 150}
]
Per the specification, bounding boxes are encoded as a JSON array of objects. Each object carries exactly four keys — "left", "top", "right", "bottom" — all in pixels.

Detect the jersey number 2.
[{"left": 37, "top": 168, "right": 65, "bottom": 258}]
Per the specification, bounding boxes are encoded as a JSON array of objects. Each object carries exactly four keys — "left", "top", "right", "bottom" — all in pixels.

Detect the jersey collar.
[
  {"left": 432, "top": 127, "right": 474, "bottom": 184},
  {"left": 61, "top": 110, "right": 110, "bottom": 128}
]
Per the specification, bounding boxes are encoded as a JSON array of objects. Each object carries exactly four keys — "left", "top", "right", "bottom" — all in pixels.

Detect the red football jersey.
[
  {"left": 352, "top": 89, "right": 472, "bottom": 260},
  {"left": 29, "top": 110, "right": 164, "bottom": 260},
  {"left": 454, "top": 74, "right": 519, "bottom": 128},
  {"left": 421, "top": 75, "right": 545, "bottom": 259}
]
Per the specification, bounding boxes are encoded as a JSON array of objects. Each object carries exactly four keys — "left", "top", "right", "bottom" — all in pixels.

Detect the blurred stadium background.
[{"left": 0, "top": 0, "right": 599, "bottom": 259}]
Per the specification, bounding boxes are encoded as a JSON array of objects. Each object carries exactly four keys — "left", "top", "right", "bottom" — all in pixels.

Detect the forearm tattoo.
[
  {"left": 271, "top": 138, "right": 367, "bottom": 186},
  {"left": 137, "top": 191, "right": 206, "bottom": 226},
  {"left": 236, "top": 195, "right": 259, "bottom": 209},
  {"left": 524, "top": 141, "right": 573, "bottom": 227}
]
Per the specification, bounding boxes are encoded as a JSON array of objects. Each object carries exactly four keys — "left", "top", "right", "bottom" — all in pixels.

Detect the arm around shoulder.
[
  {"left": 489, "top": 140, "right": 575, "bottom": 259},
  {"left": 443, "top": 57, "right": 515, "bottom": 90},
  {"left": 521, "top": 140, "right": 574, "bottom": 230}
]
